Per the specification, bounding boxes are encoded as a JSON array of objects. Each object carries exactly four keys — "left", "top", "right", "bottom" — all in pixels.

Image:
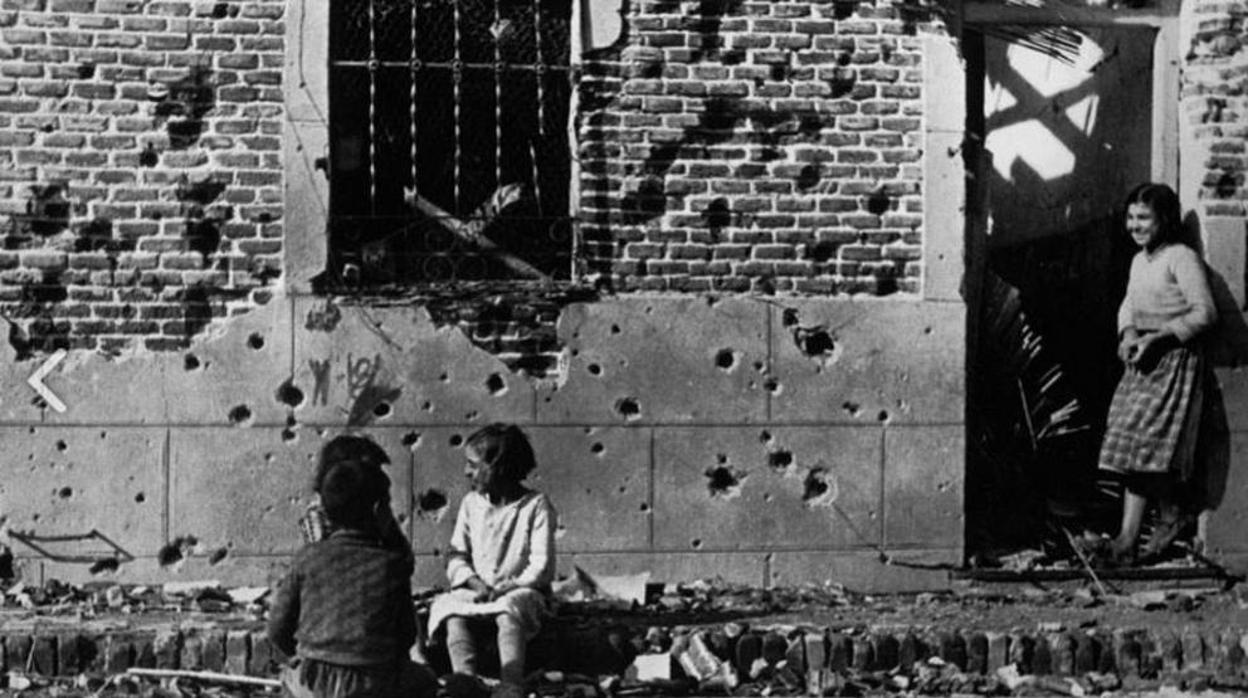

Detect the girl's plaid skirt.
[{"left": 1098, "top": 343, "right": 1205, "bottom": 479}]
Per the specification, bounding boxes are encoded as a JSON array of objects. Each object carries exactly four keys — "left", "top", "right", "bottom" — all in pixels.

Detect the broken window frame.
[{"left": 323, "top": 0, "right": 581, "bottom": 291}]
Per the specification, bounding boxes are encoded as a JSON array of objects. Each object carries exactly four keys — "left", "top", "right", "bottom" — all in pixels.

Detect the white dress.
[{"left": 428, "top": 490, "right": 557, "bottom": 640}]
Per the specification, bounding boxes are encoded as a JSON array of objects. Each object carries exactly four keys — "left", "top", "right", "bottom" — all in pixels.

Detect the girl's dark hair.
[
  {"left": 314, "top": 435, "right": 390, "bottom": 494},
  {"left": 320, "top": 460, "right": 391, "bottom": 530},
  {"left": 464, "top": 423, "right": 536, "bottom": 483},
  {"left": 1125, "top": 182, "right": 1184, "bottom": 248}
]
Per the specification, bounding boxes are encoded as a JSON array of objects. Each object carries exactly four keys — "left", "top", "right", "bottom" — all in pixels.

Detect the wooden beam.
[{"left": 963, "top": 2, "right": 1170, "bottom": 27}]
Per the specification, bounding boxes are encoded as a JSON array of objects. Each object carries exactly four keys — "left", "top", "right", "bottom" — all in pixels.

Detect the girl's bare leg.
[
  {"left": 1113, "top": 490, "right": 1147, "bottom": 558},
  {"left": 446, "top": 617, "right": 479, "bottom": 675},
  {"left": 496, "top": 614, "right": 526, "bottom": 685}
]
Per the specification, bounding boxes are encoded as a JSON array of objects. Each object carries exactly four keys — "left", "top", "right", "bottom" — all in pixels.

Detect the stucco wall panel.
[
  {"left": 291, "top": 299, "right": 536, "bottom": 427},
  {"left": 652, "top": 426, "right": 882, "bottom": 552},
  {"left": 168, "top": 427, "right": 414, "bottom": 557},
  {"left": 0, "top": 426, "right": 165, "bottom": 563},
  {"left": 769, "top": 300, "right": 964, "bottom": 425},
  {"left": 1204, "top": 430, "right": 1248, "bottom": 555},
  {"left": 537, "top": 297, "right": 769, "bottom": 424},
  {"left": 882, "top": 426, "right": 963, "bottom": 551}
]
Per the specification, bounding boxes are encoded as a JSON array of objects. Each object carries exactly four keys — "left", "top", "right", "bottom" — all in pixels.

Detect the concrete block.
[
  {"left": 157, "top": 299, "right": 294, "bottom": 426},
  {"left": 291, "top": 299, "right": 535, "bottom": 426},
  {"left": 767, "top": 551, "right": 952, "bottom": 593},
  {"left": 1205, "top": 430, "right": 1248, "bottom": 553},
  {"left": 1214, "top": 367, "right": 1248, "bottom": 431},
  {"left": 525, "top": 427, "right": 650, "bottom": 551},
  {"left": 180, "top": 632, "right": 203, "bottom": 671},
  {"left": 57, "top": 634, "right": 89, "bottom": 676},
  {"left": 985, "top": 632, "right": 1008, "bottom": 673},
  {"left": 964, "top": 632, "right": 987, "bottom": 674},
  {"left": 735, "top": 632, "right": 762, "bottom": 676},
  {"left": 804, "top": 631, "right": 827, "bottom": 672},
  {"left": 897, "top": 632, "right": 922, "bottom": 668},
  {"left": 284, "top": 124, "right": 329, "bottom": 293},
  {"left": 1009, "top": 633, "right": 1033, "bottom": 674},
  {"left": 30, "top": 635, "right": 56, "bottom": 675},
  {"left": 768, "top": 300, "right": 965, "bottom": 425},
  {"left": 1031, "top": 634, "right": 1051, "bottom": 675},
  {"left": 1182, "top": 630, "right": 1205, "bottom": 672},
  {"left": 824, "top": 632, "right": 847, "bottom": 672},
  {"left": 169, "top": 426, "right": 413, "bottom": 556},
  {"left": 849, "top": 634, "right": 872, "bottom": 671},
  {"left": 0, "top": 426, "right": 164, "bottom": 562},
  {"left": 538, "top": 297, "right": 769, "bottom": 424},
  {"left": 201, "top": 629, "right": 226, "bottom": 672},
  {"left": 225, "top": 630, "right": 250, "bottom": 676},
  {"left": 134, "top": 633, "right": 156, "bottom": 668},
  {"left": 1073, "top": 632, "right": 1098, "bottom": 673},
  {"left": 104, "top": 635, "right": 133, "bottom": 673},
  {"left": 154, "top": 629, "right": 180, "bottom": 669},
  {"left": 882, "top": 426, "right": 963, "bottom": 550},
  {"left": 5, "top": 635, "right": 30, "bottom": 673},
  {"left": 870, "top": 633, "right": 898, "bottom": 671},
  {"left": 939, "top": 632, "right": 966, "bottom": 670},
  {"left": 653, "top": 426, "right": 882, "bottom": 552},
  {"left": 248, "top": 631, "right": 285, "bottom": 676}
]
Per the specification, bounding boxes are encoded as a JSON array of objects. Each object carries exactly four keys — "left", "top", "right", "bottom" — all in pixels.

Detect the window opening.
[{"left": 328, "top": 0, "right": 574, "bottom": 288}]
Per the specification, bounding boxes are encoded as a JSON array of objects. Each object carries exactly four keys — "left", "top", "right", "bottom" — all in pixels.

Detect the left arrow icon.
[{"left": 28, "top": 348, "right": 67, "bottom": 413}]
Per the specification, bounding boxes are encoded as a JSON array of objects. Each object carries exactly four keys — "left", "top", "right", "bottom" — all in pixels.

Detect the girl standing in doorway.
[{"left": 1097, "top": 182, "right": 1217, "bottom": 565}]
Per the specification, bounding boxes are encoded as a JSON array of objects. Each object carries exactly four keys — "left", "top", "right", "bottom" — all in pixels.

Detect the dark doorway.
[{"left": 964, "top": 26, "right": 1162, "bottom": 565}]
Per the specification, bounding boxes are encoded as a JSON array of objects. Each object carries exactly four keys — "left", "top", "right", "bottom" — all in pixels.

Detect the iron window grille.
[{"left": 328, "top": 0, "right": 575, "bottom": 287}]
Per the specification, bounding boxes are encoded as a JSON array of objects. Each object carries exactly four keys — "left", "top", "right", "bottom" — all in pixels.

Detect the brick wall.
[
  {"left": 578, "top": 0, "right": 928, "bottom": 296},
  {"left": 1182, "top": 0, "right": 1248, "bottom": 217},
  {"left": 0, "top": 0, "right": 283, "bottom": 357}
]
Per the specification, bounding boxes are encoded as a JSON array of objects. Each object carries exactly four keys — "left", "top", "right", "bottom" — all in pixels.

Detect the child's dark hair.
[
  {"left": 464, "top": 423, "right": 536, "bottom": 482},
  {"left": 1125, "top": 182, "right": 1184, "bottom": 248},
  {"left": 314, "top": 434, "right": 391, "bottom": 494},
  {"left": 320, "top": 460, "right": 391, "bottom": 530}
]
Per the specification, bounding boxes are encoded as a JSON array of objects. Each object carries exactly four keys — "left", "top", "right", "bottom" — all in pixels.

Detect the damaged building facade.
[{"left": 0, "top": 0, "right": 1245, "bottom": 591}]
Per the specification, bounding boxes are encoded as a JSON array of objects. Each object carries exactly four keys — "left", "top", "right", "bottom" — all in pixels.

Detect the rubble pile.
[{"left": 0, "top": 575, "right": 1244, "bottom": 696}]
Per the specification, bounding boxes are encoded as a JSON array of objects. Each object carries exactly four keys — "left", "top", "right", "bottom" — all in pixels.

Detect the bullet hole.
[
  {"left": 794, "top": 326, "right": 837, "bottom": 359},
  {"left": 139, "top": 143, "right": 159, "bottom": 167},
  {"left": 228, "top": 404, "right": 252, "bottom": 425},
  {"left": 247, "top": 333, "right": 264, "bottom": 350},
  {"left": 439, "top": 372, "right": 449, "bottom": 382},
  {"left": 134, "top": 492, "right": 145, "bottom": 503},
  {"left": 768, "top": 450, "right": 793, "bottom": 471},
  {"left": 591, "top": 442, "right": 605, "bottom": 455},
  {"left": 764, "top": 378, "right": 781, "bottom": 394},
  {"left": 763, "top": 492, "right": 774, "bottom": 502},
  {"left": 705, "top": 466, "right": 744, "bottom": 498},
  {"left": 57, "top": 486, "right": 72, "bottom": 499},
  {"left": 401, "top": 431, "right": 421, "bottom": 449},
  {"left": 77, "top": 63, "right": 96, "bottom": 79},
  {"left": 796, "top": 164, "right": 821, "bottom": 191},
  {"left": 485, "top": 373, "right": 506, "bottom": 395},
  {"left": 716, "top": 453, "right": 728, "bottom": 464},
  {"left": 416, "top": 489, "right": 449, "bottom": 521},
  {"left": 211, "top": 1, "right": 230, "bottom": 18},
  {"left": 282, "top": 428, "right": 297, "bottom": 442},
  {"left": 759, "top": 430, "right": 773, "bottom": 444},
  {"left": 614, "top": 397, "right": 641, "bottom": 421},
  {"left": 1215, "top": 171, "right": 1241, "bottom": 199},
  {"left": 89, "top": 558, "right": 120, "bottom": 575},
  {"left": 923, "top": 326, "right": 933, "bottom": 335},
  {"left": 177, "top": 176, "right": 228, "bottom": 206},
  {"left": 866, "top": 189, "right": 892, "bottom": 216},
  {"left": 702, "top": 197, "right": 732, "bottom": 231},
  {"left": 26, "top": 182, "right": 71, "bottom": 236},
  {"left": 782, "top": 309, "right": 798, "bottom": 327},
  {"left": 207, "top": 547, "right": 228, "bottom": 565},
  {"left": 803, "top": 468, "right": 839, "bottom": 506},
  {"left": 843, "top": 401, "right": 861, "bottom": 417},
  {"left": 347, "top": 384, "right": 401, "bottom": 427},
  {"left": 465, "top": 410, "right": 478, "bottom": 420},
  {"left": 372, "top": 402, "right": 392, "bottom": 418},
  {"left": 276, "top": 380, "right": 304, "bottom": 408},
  {"left": 877, "top": 410, "right": 891, "bottom": 423},
  {"left": 55, "top": 440, "right": 67, "bottom": 452},
  {"left": 639, "top": 502, "right": 650, "bottom": 512},
  {"left": 422, "top": 401, "right": 434, "bottom": 412},
  {"left": 714, "top": 349, "right": 736, "bottom": 371},
  {"left": 588, "top": 363, "right": 603, "bottom": 377},
  {"left": 184, "top": 354, "right": 201, "bottom": 371},
  {"left": 610, "top": 324, "right": 621, "bottom": 334},
  {"left": 449, "top": 434, "right": 463, "bottom": 447},
  {"left": 158, "top": 535, "right": 198, "bottom": 567}
]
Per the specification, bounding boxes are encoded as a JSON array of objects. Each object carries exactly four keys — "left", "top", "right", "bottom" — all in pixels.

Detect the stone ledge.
[{"left": 0, "top": 620, "right": 1245, "bottom": 687}]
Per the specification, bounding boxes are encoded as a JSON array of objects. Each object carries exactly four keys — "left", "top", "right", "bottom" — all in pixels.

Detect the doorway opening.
[{"left": 962, "top": 19, "right": 1201, "bottom": 570}]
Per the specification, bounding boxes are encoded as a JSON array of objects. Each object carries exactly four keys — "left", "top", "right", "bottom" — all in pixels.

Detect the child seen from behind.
[{"left": 269, "top": 441, "right": 435, "bottom": 698}]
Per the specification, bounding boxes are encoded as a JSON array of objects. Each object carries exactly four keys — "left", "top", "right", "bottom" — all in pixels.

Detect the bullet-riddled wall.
[{"left": 0, "top": 0, "right": 968, "bottom": 592}]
